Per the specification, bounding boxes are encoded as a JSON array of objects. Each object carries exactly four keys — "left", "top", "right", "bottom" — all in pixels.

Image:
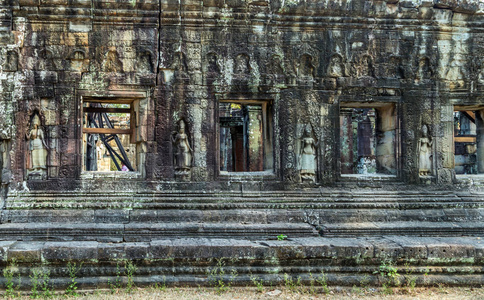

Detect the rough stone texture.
[
  {"left": 1, "top": 0, "right": 484, "bottom": 288},
  {"left": 0, "top": 237, "right": 481, "bottom": 289}
]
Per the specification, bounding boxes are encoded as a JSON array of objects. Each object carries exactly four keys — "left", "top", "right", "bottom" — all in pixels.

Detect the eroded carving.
[
  {"left": 172, "top": 120, "right": 193, "bottom": 179},
  {"left": 104, "top": 51, "right": 122, "bottom": 72},
  {"left": 26, "top": 112, "right": 49, "bottom": 179},
  {"left": 299, "top": 125, "right": 318, "bottom": 183},
  {"left": 419, "top": 124, "right": 432, "bottom": 176}
]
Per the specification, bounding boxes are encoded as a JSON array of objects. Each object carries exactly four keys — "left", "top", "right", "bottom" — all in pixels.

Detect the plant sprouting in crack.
[
  {"left": 206, "top": 258, "right": 237, "bottom": 294},
  {"left": 65, "top": 261, "right": 83, "bottom": 296},
  {"left": 3, "top": 258, "right": 21, "bottom": 298},
  {"left": 373, "top": 255, "right": 400, "bottom": 293}
]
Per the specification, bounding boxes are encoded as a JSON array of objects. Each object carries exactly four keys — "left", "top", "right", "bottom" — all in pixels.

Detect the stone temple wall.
[
  {"left": 0, "top": 0, "right": 483, "bottom": 191},
  {"left": 0, "top": 0, "right": 484, "bottom": 289}
]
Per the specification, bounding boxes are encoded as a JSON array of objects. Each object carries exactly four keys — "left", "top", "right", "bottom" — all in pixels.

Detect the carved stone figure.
[
  {"left": 26, "top": 114, "right": 48, "bottom": 177},
  {"left": 104, "top": 51, "right": 122, "bottom": 72},
  {"left": 172, "top": 120, "right": 193, "bottom": 174},
  {"left": 234, "top": 54, "right": 250, "bottom": 75},
  {"left": 5, "top": 51, "right": 18, "bottom": 72},
  {"left": 207, "top": 52, "right": 220, "bottom": 74},
  {"left": 299, "top": 54, "right": 315, "bottom": 77},
  {"left": 418, "top": 124, "right": 432, "bottom": 176},
  {"left": 299, "top": 125, "right": 317, "bottom": 182},
  {"left": 328, "top": 55, "right": 344, "bottom": 78}
]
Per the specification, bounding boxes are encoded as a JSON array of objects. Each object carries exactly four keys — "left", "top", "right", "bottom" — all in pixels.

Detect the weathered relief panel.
[{"left": 0, "top": 0, "right": 483, "bottom": 194}]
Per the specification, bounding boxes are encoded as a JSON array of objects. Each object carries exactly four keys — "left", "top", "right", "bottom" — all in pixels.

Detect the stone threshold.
[{"left": 0, "top": 237, "right": 483, "bottom": 289}]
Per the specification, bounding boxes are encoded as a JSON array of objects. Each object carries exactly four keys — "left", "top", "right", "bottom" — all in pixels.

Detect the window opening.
[
  {"left": 340, "top": 106, "right": 396, "bottom": 175},
  {"left": 82, "top": 102, "right": 136, "bottom": 171},
  {"left": 454, "top": 109, "right": 484, "bottom": 174},
  {"left": 219, "top": 101, "right": 272, "bottom": 172}
]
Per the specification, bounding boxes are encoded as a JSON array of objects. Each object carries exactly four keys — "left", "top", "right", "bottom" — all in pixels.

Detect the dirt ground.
[{"left": 20, "top": 286, "right": 483, "bottom": 300}]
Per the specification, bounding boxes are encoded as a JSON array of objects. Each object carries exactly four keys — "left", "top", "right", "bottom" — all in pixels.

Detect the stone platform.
[
  {"left": 0, "top": 237, "right": 483, "bottom": 289},
  {"left": 1, "top": 187, "right": 483, "bottom": 287}
]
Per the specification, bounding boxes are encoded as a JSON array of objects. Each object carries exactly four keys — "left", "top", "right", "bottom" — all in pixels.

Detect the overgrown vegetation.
[
  {"left": 206, "top": 258, "right": 238, "bottom": 294},
  {"left": 65, "top": 262, "right": 83, "bottom": 296},
  {"left": 0, "top": 256, "right": 455, "bottom": 297},
  {"left": 3, "top": 259, "right": 21, "bottom": 298},
  {"left": 29, "top": 268, "right": 53, "bottom": 299}
]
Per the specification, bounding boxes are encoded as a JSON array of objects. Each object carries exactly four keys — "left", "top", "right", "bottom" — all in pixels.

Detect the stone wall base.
[{"left": 0, "top": 237, "right": 482, "bottom": 290}]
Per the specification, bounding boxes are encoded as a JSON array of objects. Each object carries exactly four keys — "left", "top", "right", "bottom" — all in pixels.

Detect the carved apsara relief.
[{"left": 25, "top": 112, "right": 49, "bottom": 179}]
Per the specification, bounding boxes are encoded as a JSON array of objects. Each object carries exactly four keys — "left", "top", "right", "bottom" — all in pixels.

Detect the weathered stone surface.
[{"left": 1, "top": 0, "right": 484, "bottom": 288}]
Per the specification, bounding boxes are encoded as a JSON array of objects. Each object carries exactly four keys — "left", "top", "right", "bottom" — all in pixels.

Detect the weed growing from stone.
[
  {"left": 206, "top": 258, "right": 237, "bottom": 294},
  {"left": 30, "top": 268, "right": 53, "bottom": 299},
  {"left": 283, "top": 273, "right": 302, "bottom": 293},
  {"left": 3, "top": 259, "right": 21, "bottom": 298},
  {"left": 359, "top": 273, "right": 371, "bottom": 289},
  {"left": 316, "top": 271, "right": 330, "bottom": 294},
  {"left": 277, "top": 234, "right": 287, "bottom": 241},
  {"left": 249, "top": 275, "right": 264, "bottom": 293},
  {"left": 65, "top": 261, "right": 83, "bottom": 296},
  {"left": 308, "top": 273, "right": 316, "bottom": 294},
  {"left": 124, "top": 260, "right": 138, "bottom": 293},
  {"left": 108, "top": 263, "right": 122, "bottom": 294},
  {"left": 153, "top": 276, "right": 167, "bottom": 291},
  {"left": 404, "top": 263, "right": 417, "bottom": 293},
  {"left": 374, "top": 257, "right": 400, "bottom": 287}
]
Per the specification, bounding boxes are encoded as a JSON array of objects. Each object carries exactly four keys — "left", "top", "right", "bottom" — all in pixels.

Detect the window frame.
[
  {"left": 337, "top": 101, "right": 400, "bottom": 180},
  {"left": 216, "top": 99, "right": 274, "bottom": 176},
  {"left": 453, "top": 105, "right": 484, "bottom": 176},
  {"left": 78, "top": 91, "right": 147, "bottom": 177}
]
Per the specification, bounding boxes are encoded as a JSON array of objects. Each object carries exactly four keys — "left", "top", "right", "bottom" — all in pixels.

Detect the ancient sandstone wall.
[{"left": 0, "top": 0, "right": 483, "bottom": 193}]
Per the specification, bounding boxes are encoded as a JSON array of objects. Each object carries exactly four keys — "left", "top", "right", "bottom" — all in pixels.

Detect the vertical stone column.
[
  {"left": 376, "top": 106, "right": 396, "bottom": 174},
  {"left": 340, "top": 108, "right": 353, "bottom": 174},
  {"left": 476, "top": 110, "right": 484, "bottom": 173},
  {"left": 246, "top": 105, "right": 263, "bottom": 172}
]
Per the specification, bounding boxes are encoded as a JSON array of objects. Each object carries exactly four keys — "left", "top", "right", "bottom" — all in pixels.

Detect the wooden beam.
[
  {"left": 454, "top": 136, "right": 476, "bottom": 143},
  {"left": 83, "top": 107, "right": 131, "bottom": 114},
  {"left": 83, "top": 128, "right": 132, "bottom": 134}
]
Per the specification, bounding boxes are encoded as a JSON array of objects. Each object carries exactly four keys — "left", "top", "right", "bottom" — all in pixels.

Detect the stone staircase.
[
  {"left": 1, "top": 185, "right": 483, "bottom": 288},
  {"left": 2, "top": 187, "right": 483, "bottom": 241}
]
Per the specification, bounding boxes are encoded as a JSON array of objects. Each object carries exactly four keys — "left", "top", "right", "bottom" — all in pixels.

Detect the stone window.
[
  {"left": 219, "top": 100, "right": 273, "bottom": 173},
  {"left": 82, "top": 99, "right": 137, "bottom": 172},
  {"left": 339, "top": 103, "right": 397, "bottom": 175},
  {"left": 453, "top": 107, "right": 484, "bottom": 175}
]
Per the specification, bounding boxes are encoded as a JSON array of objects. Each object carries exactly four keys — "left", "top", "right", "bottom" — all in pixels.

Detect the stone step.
[
  {"left": 0, "top": 236, "right": 482, "bottom": 289},
  {"left": 0, "top": 222, "right": 318, "bottom": 242},
  {"left": 2, "top": 208, "right": 483, "bottom": 224},
  {"left": 319, "top": 221, "right": 484, "bottom": 237},
  {"left": 5, "top": 189, "right": 484, "bottom": 210}
]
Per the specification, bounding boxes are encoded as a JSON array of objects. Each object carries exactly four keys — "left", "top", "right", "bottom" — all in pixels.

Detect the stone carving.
[
  {"left": 328, "top": 54, "right": 345, "bottom": 78},
  {"left": 357, "top": 54, "right": 375, "bottom": 77},
  {"left": 234, "top": 53, "right": 250, "bottom": 75},
  {"left": 416, "top": 57, "right": 433, "bottom": 82},
  {"left": 36, "top": 49, "right": 54, "bottom": 71},
  {"left": 26, "top": 113, "right": 48, "bottom": 178},
  {"left": 298, "top": 54, "right": 315, "bottom": 77},
  {"left": 172, "top": 51, "right": 189, "bottom": 80},
  {"left": 4, "top": 50, "right": 18, "bottom": 72},
  {"left": 139, "top": 49, "right": 154, "bottom": 73},
  {"left": 418, "top": 124, "right": 432, "bottom": 176},
  {"left": 299, "top": 125, "right": 318, "bottom": 182},
  {"left": 267, "top": 54, "right": 284, "bottom": 75},
  {"left": 172, "top": 120, "right": 193, "bottom": 177},
  {"left": 104, "top": 51, "right": 122, "bottom": 72},
  {"left": 70, "top": 49, "right": 86, "bottom": 72},
  {"left": 207, "top": 52, "right": 221, "bottom": 74}
]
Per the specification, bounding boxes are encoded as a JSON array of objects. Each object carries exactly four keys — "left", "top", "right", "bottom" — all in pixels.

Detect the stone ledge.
[{"left": 0, "top": 237, "right": 482, "bottom": 289}]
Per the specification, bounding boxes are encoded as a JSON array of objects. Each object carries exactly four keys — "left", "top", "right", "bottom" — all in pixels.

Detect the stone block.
[
  {"left": 8, "top": 242, "right": 44, "bottom": 263},
  {"left": 42, "top": 241, "right": 98, "bottom": 262},
  {"left": 94, "top": 210, "right": 129, "bottom": 223},
  {"left": 98, "top": 243, "right": 127, "bottom": 261}
]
